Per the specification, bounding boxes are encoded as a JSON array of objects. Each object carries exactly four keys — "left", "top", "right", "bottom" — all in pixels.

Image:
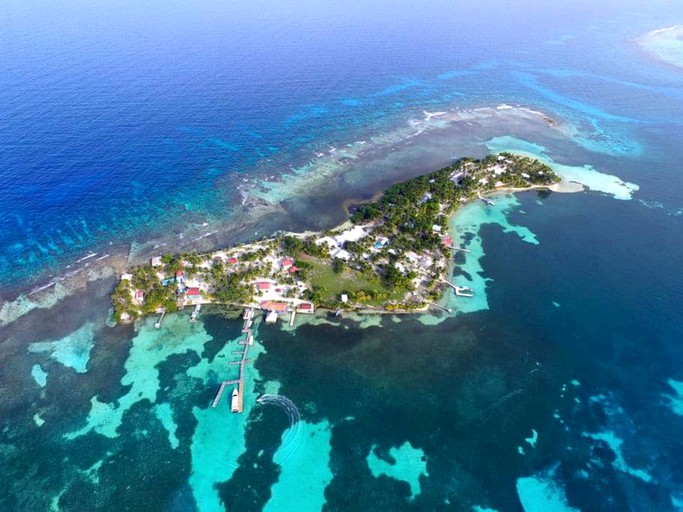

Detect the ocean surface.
[{"left": 1, "top": 0, "right": 682, "bottom": 510}]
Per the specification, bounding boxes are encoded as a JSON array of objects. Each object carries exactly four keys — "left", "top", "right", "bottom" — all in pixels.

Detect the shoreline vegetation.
[{"left": 111, "top": 153, "right": 560, "bottom": 324}]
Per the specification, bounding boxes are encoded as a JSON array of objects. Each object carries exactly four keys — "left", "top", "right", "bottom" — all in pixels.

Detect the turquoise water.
[{"left": 1, "top": 0, "right": 683, "bottom": 510}]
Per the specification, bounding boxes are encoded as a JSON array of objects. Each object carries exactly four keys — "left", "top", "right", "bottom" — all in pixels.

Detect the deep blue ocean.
[
  {"left": 2, "top": 0, "right": 682, "bottom": 288},
  {"left": 1, "top": 0, "right": 682, "bottom": 510}
]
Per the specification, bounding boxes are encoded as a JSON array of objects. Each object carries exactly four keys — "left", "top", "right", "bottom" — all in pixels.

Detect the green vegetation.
[
  {"left": 300, "top": 256, "right": 405, "bottom": 307},
  {"left": 132, "top": 265, "right": 177, "bottom": 314},
  {"left": 111, "top": 280, "right": 135, "bottom": 323},
  {"left": 212, "top": 271, "right": 252, "bottom": 305},
  {"left": 111, "top": 153, "right": 559, "bottom": 321},
  {"left": 351, "top": 154, "right": 559, "bottom": 258}
]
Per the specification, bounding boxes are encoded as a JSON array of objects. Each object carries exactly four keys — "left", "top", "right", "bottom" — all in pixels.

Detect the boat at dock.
[
  {"left": 190, "top": 303, "right": 201, "bottom": 322},
  {"left": 230, "top": 388, "right": 240, "bottom": 413}
]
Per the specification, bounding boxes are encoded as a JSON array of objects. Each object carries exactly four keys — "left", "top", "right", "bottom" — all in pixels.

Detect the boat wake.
[
  {"left": 256, "top": 394, "right": 301, "bottom": 424},
  {"left": 256, "top": 394, "right": 303, "bottom": 462}
]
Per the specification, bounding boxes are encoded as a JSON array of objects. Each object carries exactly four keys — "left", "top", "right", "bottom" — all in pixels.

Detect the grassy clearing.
[{"left": 302, "top": 257, "right": 406, "bottom": 306}]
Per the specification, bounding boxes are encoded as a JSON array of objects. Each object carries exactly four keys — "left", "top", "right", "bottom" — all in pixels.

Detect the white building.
[
  {"left": 333, "top": 249, "right": 351, "bottom": 261},
  {"left": 334, "top": 225, "right": 368, "bottom": 245}
]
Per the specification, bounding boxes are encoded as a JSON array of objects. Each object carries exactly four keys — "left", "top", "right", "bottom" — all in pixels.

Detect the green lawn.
[{"left": 302, "top": 257, "right": 406, "bottom": 306}]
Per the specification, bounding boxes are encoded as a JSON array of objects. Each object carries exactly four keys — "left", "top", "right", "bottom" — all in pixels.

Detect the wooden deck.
[{"left": 211, "top": 308, "right": 255, "bottom": 413}]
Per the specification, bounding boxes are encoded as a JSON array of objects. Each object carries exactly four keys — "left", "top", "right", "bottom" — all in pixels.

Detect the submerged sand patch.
[{"left": 636, "top": 25, "right": 683, "bottom": 70}]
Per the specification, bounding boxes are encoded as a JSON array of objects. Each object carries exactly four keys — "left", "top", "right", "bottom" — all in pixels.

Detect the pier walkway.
[
  {"left": 427, "top": 301, "right": 452, "bottom": 314},
  {"left": 477, "top": 191, "right": 496, "bottom": 206},
  {"left": 440, "top": 278, "right": 474, "bottom": 297},
  {"left": 154, "top": 309, "right": 166, "bottom": 329},
  {"left": 211, "top": 307, "right": 255, "bottom": 413}
]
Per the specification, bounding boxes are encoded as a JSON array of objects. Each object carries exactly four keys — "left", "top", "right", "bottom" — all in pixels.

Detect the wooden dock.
[
  {"left": 154, "top": 308, "right": 166, "bottom": 329},
  {"left": 211, "top": 308, "right": 256, "bottom": 413},
  {"left": 212, "top": 381, "right": 229, "bottom": 408},
  {"left": 427, "top": 301, "right": 452, "bottom": 314},
  {"left": 477, "top": 190, "right": 495, "bottom": 206},
  {"left": 212, "top": 378, "right": 240, "bottom": 408},
  {"left": 440, "top": 278, "right": 474, "bottom": 298}
]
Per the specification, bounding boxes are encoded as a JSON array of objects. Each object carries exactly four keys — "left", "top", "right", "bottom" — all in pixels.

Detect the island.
[{"left": 111, "top": 153, "right": 560, "bottom": 324}]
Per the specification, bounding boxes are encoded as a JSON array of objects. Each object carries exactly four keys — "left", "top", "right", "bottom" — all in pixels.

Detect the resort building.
[
  {"left": 298, "top": 302, "right": 314, "bottom": 313},
  {"left": 134, "top": 290, "right": 144, "bottom": 304},
  {"left": 260, "top": 301, "right": 288, "bottom": 312},
  {"left": 186, "top": 287, "right": 201, "bottom": 298}
]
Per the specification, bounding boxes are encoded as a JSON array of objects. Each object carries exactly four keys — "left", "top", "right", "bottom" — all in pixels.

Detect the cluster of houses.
[
  {"left": 311, "top": 223, "right": 451, "bottom": 298},
  {"left": 124, "top": 249, "right": 314, "bottom": 324},
  {"left": 314, "top": 224, "right": 369, "bottom": 261}
]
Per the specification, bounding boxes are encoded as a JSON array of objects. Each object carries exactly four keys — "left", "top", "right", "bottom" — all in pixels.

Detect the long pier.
[
  {"left": 211, "top": 307, "right": 255, "bottom": 413},
  {"left": 427, "top": 301, "right": 452, "bottom": 314}
]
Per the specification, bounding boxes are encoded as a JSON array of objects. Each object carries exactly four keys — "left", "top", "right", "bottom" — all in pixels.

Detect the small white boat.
[{"left": 230, "top": 388, "right": 240, "bottom": 413}]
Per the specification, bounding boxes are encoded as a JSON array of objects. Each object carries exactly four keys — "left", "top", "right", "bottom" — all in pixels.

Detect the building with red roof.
[
  {"left": 175, "top": 270, "right": 184, "bottom": 278},
  {"left": 281, "top": 257, "right": 294, "bottom": 269},
  {"left": 256, "top": 282, "right": 271, "bottom": 291},
  {"left": 298, "top": 303, "right": 314, "bottom": 313},
  {"left": 228, "top": 257, "right": 238, "bottom": 264},
  {"left": 260, "top": 301, "right": 288, "bottom": 312},
  {"left": 288, "top": 265, "right": 299, "bottom": 274},
  {"left": 187, "top": 287, "right": 201, "bottom": 297}
]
